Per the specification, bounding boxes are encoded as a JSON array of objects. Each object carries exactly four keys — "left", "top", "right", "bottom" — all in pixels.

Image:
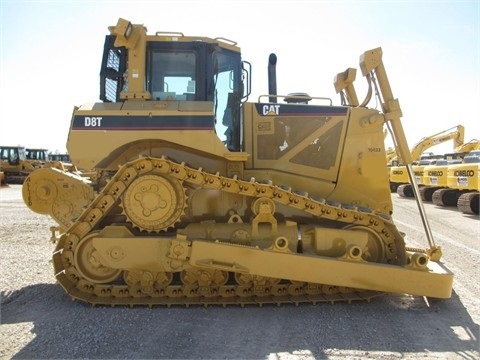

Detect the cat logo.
[{"left": 262, "top": 104, "right": 280, "bottom": 116}]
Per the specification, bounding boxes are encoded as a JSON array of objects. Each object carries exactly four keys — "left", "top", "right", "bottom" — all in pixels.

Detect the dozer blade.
[{"left": 189, "top": 240, "right": 453, "bottom": 299}]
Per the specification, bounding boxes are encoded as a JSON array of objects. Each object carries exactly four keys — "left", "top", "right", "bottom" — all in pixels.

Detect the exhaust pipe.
[{"left": 268, "top": 53, "right": 277, "bottom": 103}]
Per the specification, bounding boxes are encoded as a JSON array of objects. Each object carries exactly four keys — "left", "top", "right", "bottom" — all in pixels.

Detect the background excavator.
[
  {"left": 21, "top": 18, "right": 453, "bottom": 307},
  {"left": 420, "top": 139, "right": 480, "bottom": 202},
  {"left": 431, "top": 148, "right": 480, "bottom": 214},
  {"left": 389, "top": 125, "right": 465, "bottom": 195}
]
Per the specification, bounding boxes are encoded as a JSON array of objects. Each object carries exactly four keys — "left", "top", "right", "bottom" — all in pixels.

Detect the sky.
[{"left": 0, "top": 0, "right": 479, "bottom": 155}]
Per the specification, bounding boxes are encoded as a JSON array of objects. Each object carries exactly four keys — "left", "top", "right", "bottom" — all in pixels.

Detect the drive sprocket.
[{"left": 122, "top": 174, "right": 187, "bottom": 232}]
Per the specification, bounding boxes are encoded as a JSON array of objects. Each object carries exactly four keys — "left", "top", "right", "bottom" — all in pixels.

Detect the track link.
[
  {"left": 432, "top": 188, "right": 461, "bottom": 207},
  {"left": 52, "top": 156, "right": 407, "bottom": 307},
  {"left": 457, "top": 192, "right": 479, "bottom": 214},
  {"left": 397, "top": 184, "right": 414, "bottom": 198},
  {"left": 419, "top": 186, "right": 441, "bottom": 202}
]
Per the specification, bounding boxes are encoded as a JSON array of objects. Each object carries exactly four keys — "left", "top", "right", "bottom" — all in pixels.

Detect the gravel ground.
[{"left": 0, "top": 184, "right": 479, "bottom": 360}]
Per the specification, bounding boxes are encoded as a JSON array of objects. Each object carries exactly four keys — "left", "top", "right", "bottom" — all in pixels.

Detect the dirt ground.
[{"left": 0, "top": 184, "right": 479, "bottom": 359}]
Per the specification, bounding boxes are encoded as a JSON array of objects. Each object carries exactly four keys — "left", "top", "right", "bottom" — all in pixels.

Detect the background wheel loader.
[{"left": 21, "top": 18, "right": 453, "bottom": 307}]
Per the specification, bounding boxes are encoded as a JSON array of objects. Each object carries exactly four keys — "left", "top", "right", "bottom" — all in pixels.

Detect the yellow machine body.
[
  {"left": 422, "top": 141, "right": 480, "bottom": 189},
  {"left": 22, "top": 19, "right": 453, "bottom": 306},
  {"left": 447, "top": 161, "right": 480, "bottom": 191},
  {"left": 432, "top": 150, "right": 480, "bottom": 214},
  {"left": 420, "top": 161, "right": 454, "bottom": 201},
  {"left": 388, "top": 125, "right": 465, "bottom": 193},
  {"left": 419, "top": 147, "right": 477, "bottom": 201},
  {"left": 0, "top": 145, "right": 43, "bottom": 184}
]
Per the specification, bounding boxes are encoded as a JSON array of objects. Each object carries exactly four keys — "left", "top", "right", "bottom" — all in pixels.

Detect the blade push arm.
[{"left": 359, "top": 48, "right": 439, "bottom": 254}]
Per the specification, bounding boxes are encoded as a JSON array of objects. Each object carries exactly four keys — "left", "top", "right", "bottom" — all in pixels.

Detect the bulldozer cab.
[
  {"left": 100, "top": 31, "right": 247, "bottom": 152},
  {"left": 0, "top": 146, "right": 25, "bottom": 165},
  {"left": 26, "top": 148, "right": 48, "bottom": 161}
]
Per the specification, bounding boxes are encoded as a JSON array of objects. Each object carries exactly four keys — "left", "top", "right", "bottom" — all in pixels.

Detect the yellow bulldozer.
[
  {"left": 21, "top": 18, "right": 453, "bottom": 307},
  {"left": 0, "top": 145, "right": 45, "bottom": 184}
]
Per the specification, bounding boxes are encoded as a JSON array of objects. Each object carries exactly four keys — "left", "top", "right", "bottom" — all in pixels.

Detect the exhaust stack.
[{"left": 268, "top": 53, "right": 277, "bottom": 103}]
